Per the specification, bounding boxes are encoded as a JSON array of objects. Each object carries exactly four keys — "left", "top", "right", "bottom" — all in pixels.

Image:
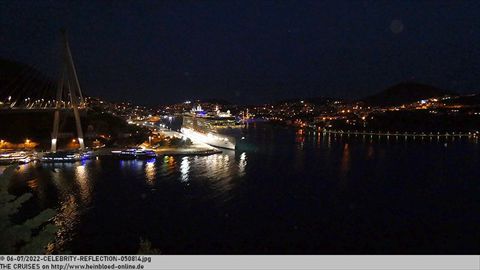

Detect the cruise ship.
[{"left": 181, "top": 105, "right": 241, "bottom": 150}]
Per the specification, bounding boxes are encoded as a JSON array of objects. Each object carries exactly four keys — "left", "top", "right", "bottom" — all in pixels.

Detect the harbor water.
[{"left": 3, "top": 123, "right": 480, "bottom": 254}]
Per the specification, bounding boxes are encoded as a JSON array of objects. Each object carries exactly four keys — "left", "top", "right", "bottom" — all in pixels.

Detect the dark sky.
[{"left": 1, "top": 0, "right": 480, "bottom": 105}]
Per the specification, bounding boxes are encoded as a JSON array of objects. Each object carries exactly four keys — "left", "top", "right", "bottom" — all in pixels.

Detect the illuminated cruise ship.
[{"left": 181, "top": 105, "right": 241, "bottom": 150}]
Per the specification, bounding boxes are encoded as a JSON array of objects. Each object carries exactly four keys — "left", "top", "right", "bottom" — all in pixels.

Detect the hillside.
[
  {"left": 363, "top": 82, "right": 455, "bottom": 106},
  {"left": 275, "top": 97, "right": 335, "bottom": 105},
  {"left": 0, "top": 58, "right": 54, "bottom": 104},
  {"left": 444, "top": 94, "right": 480, "bottom": 106}
]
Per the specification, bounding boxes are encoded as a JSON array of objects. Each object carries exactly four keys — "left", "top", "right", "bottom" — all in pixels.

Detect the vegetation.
[
  {"left": 327, "top": 110, "right": 480, "bottom": 133},
  {"left": 85, "top": 109, "right": 149, "bottom": 147},
  {"left": 0, "top": 165, "right": 58, "bottom": 254},
  {"left": 365, "top": 110, "right": 480, "bottom": 132},
  {"left": 137, "top": 238, "right": 161, "bottom": 255},
  {"left": 0, "top": 109, "right": 149, "bottom": 149},
  {"left": 153, "top": 137, "right": 192, "bottom": 148},
  {"left": 362, "top": 82, "right": 454, "bottom": 107}
]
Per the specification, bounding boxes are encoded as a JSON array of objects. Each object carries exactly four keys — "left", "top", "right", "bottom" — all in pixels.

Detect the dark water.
[{"left": 4, "top": 123, "right": 480, "bottom": 254}]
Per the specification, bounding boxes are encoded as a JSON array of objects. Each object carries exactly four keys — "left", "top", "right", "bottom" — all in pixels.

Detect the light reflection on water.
[
  {"left": 238, "top": 152, "right": 247, "bottom": 176},
  {"left": 339, "top": 143, "right": 350, "bottom": 179},
  {"left": 180, "top": 157, "right": 190, "bottom": 182},
  {"left": 160, "top": 156, "right": 176, "bottom": 177},
  {"left": 201, "top": 153, "right": 234, "bottom": 180},
  {"left": 119, "top": 159, "right": 144, "bottom": 173},
  {"left": 3, "top": 127, "right": 480, "bottom": 254},
  {"left": 145, "top": 159, "right": 156, "bottom": 185},
  {"left": 366, "top": 144, "right": 375, "bottom": 160},
  {"left": 42, "top": 161, "right": 95, "bottom": 253},
  {"left": 75, "top": 164, "right": 92, "bottom": 204}
]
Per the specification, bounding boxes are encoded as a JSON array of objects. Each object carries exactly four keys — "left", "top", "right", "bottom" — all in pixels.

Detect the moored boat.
[
  {"left": 181, "top": 105, "right": 239, "bottom": 150},
  {"left": 111, "top": 148, "right": 157, "bottom": 159},
  {"left": 0, "top": 150, "right": 36, "bottom": 164},
  {"left": 41, "top": 150, "right": 93, "bottom": 162}
]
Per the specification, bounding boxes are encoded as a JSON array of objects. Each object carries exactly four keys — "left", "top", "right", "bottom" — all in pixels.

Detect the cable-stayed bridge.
[
  {"left": 0, "top": 30, "right": 86, "bottom": 151},
  {"left": 0, "top": 36, "right": 86, "bottom": 111}
]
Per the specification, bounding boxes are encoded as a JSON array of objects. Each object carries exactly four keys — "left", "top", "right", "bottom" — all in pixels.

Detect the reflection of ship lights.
[
  {"left": 180, "top": 157, "right": 190, "bottom": 182},
  {"left": 145, "top": 160, "right": 156, "bottom": 185},
  {"left": 75, "top": 164, "right": 92, "bottom": 204},
  {"left": 239, "top": 152, "right": 247, "bottom": 175}
]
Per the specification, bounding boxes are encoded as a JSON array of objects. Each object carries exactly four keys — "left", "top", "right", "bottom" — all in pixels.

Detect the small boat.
[
  {"left": 41, "top": 150, "right": 93, "bottom": 162},
  {"left": 111, "top": 148, "right": 157, "bottom": 159},
  {"left": 0, "top": 150, "right": 35, "bottom": 164}
]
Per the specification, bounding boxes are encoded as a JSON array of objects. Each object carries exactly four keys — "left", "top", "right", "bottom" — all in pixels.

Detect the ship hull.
[{"left": 181, "top": 127, "right": 236, "bottom": 150}]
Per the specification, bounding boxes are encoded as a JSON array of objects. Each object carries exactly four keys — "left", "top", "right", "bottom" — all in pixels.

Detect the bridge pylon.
[{"left": 51, "top": 29, "right": 85, "bottom": 152}]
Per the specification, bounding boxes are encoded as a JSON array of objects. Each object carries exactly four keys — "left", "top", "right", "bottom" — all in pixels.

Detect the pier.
[{"left": 322, "top": 129, "right": 479, "bottom": 138}]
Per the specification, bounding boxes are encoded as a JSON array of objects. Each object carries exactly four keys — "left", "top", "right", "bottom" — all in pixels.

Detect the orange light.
[
  {"left": 72, "top": 139, "right": 76, "bottom": 143},
  {"left": 0, "top": 140, "right": 4, "bottom": 143},
  {"left": 25, "top": 139, "right": 30, "bottom": 144}
]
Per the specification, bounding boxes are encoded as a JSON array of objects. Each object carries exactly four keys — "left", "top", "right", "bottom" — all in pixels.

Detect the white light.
[
  {"left": 180, "top": 157, "right": 190, "bottom": 182},
  {"left": 181, "top": 128, "right": 235, "bottom": 149},
  {"left": 78, "top": 138, "right": 84, "bottom": 148}
]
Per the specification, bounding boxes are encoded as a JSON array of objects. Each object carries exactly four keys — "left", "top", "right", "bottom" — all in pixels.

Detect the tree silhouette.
[{"left": 0, "top": 165, "right": 58, "bottom": 254}]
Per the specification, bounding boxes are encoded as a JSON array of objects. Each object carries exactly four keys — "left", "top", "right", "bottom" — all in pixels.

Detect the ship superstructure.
[{"left": 181, "top": 105, "right": 240, "bottom": 150}]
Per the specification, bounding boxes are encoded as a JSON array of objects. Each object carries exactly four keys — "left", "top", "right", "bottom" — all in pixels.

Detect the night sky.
[{"left": 1, "top": 0, "right": 480, "bottom": 105}]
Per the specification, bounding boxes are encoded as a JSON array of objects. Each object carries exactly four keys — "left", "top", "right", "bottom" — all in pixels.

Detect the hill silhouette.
[
  {"left": 363, "top": 82, "right": 455, "bottom": 106},
  {"left": 0, "top": 58, "right": 54, "bottom": 105}
]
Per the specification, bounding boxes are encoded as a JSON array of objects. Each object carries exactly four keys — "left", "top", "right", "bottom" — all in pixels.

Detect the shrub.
[{"left": 0, "top": 165, "right": 58, "bottom": 254}]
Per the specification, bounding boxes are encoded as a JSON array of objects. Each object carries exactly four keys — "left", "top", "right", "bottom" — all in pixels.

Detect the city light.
[{"left": 0, "top": 3, "right": 479, "bottom": 263}]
